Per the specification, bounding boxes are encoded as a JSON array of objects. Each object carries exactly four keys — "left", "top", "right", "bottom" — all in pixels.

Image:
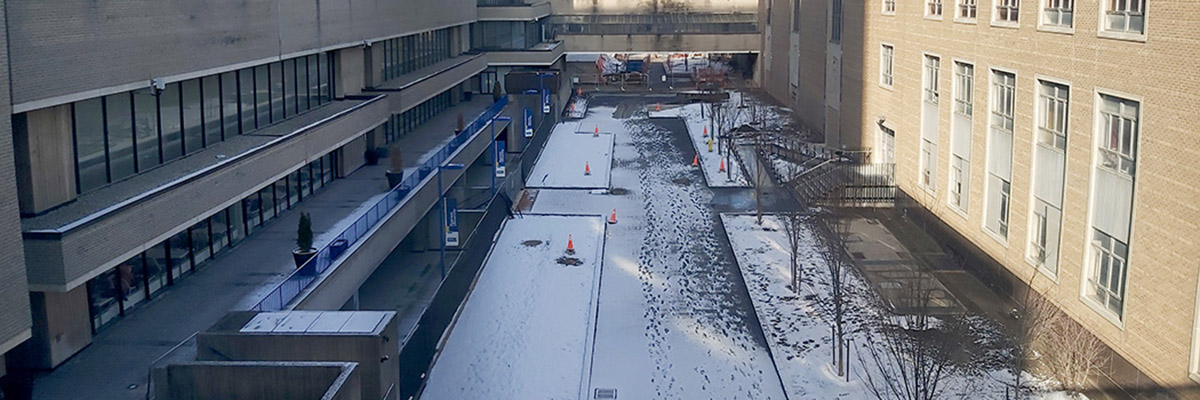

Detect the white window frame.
[
  {"left": 927, "top": 0, "right": 944, "bottom": 18},
  {"left": 1098, "top": 0, "right": 1147, "bottom": 41},
  {"left": 949, "top": 155, "right": 969, "bottom": 213},
  {"left": 883, "top": 0, "right": 897, "bottom": 14},
  {"left": 880, "top": 44, "right": 895, "bottom": 89},
  {"left": 1188, "top": 261, "right": 1200, "bottom": 383},
  {"left": 1098, "top": 94, "right": 1138, "bottom": 177},
  {"left": 953, "top": 62, "right": 974, "bottom": 118},
  {"left": 923, "top": 55, "right": 940, "bottom": 105},
  {"left": 1039, "top": 0, "right": 1074, "bottom": 32},
  {"left": 992, "top": 0, "right": 1020, "bottom": 26},
  {"left": 1080, "top": 88, "right": 1142, "bottom": 327},
  {"left": 983, "top": 68, "right": 1016, "bottom": 242},
  {"left": 1086, "top": 229, "right": 1128, "bottom": 318},
  {"left": 947, "top": 61, "right": 973, "bottom": 215},
  {"left": 1026, "top": 77, "right": 1070, "bottom": 277},
  {"left": 956, "top": 0, "right": 978, "bottom": 22}
]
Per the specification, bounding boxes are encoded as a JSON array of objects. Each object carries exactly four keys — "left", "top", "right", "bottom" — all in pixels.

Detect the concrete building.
[{"left": 761, "top": 0, "right": 1200, "bottom": 395}]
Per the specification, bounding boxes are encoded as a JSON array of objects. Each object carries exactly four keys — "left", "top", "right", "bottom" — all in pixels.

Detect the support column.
[
  {"left": 335, "top": 47, "right": 365, "bottom": 98},
  {"left": 11, "top": 287, "right": 92, "bottom": 369},
  {"left": 12, "top": 105, "right": 76, "bottom": 215}
]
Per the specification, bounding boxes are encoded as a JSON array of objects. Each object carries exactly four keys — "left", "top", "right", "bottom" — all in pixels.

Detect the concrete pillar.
[
  {"left": 340, "top": 134, "right": 368, "bottom": 176},
  {"left": 335, "top": 47, "right": 365, "bottom": 98},
  {"left": 12, "top": 105, "right": 76, "bottom": 215},
  {"left": 11, "top": 288, "right": 92, "bottom": 369},
  {"left": 364, "top": 43, "right": 384, "bottom": 89}
]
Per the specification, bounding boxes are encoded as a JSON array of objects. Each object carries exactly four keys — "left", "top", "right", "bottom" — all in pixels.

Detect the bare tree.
[
  {"left": 753, "top": 137, "right": 769, "bottom": 225},
  {"left": 857, "top": 281, "right": 962, "bottom": 400},
  {"left": 1010, "top": 274, "right": 1108, "bottom": 396},
  {"left": 779, "top": 211, "right": 806, "bottom": 293},
  {"left": 817, "top": 207, "right": 850, "bottom": 376}
]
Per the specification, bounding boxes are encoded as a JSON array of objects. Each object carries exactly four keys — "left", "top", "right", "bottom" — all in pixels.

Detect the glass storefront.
[{"left": 86, "top": 150, "right": 341, "bottom": 333}]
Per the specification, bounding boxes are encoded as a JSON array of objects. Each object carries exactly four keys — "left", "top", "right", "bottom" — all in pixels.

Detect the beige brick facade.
[{"left": 763, "top": 0, "right": 1200, "bottom": 391}]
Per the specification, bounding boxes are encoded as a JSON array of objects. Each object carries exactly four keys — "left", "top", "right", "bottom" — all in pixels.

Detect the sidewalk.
[{"left": 27, "top": 98, "right": 499, "bottom": 400}]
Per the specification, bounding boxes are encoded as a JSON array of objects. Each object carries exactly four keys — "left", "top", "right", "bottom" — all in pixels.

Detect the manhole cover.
[
  {"left": 522, "top": 240, "right": 543, "bottom": 247},
  {"left": 556, "top": 256, "right": 584, "bottom": 266},
  {"left": 609, "top": 188, "right": 630, "bottom": 195},
  {"left": 595, "top": 388, "right": 618, "bottom": 399},
  {"left": 671, "top": 177, "right": 691, "bottom": 185}
]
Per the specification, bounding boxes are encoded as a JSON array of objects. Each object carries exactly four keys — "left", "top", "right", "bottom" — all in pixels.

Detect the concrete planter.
[{"left": 292, "top": 248, "right": 317, "bottom": 269}]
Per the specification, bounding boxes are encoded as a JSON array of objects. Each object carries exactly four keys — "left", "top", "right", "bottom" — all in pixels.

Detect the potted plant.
[
  {"left": 292, "top": 212, "right": 317, "bottom": 268},
  {"left": 455, "top": 112, "right": 465, "bottom": 134},
  {"left": 385, "top": 144, "right": 405, "bottom": 188}
]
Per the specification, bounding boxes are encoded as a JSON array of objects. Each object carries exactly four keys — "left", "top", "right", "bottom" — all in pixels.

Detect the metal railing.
[{"left": 249, "top": 96, "right": 509, "bottom": 312}]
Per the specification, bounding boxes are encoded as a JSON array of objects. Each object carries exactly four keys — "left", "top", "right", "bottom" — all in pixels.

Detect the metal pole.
[
  {"left": 438, "top": 167, "right": 446, "bottom": 280},
  {"left": 490, "top": 123, "right": 496, "bottom": 195}
]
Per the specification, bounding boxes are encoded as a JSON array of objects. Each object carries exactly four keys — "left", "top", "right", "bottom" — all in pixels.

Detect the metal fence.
[{"left": 249, "top": 96, "right": 509, "bottom": 312}]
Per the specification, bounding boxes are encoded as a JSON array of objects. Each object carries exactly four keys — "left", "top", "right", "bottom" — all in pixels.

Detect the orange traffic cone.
[
  {"left": 585, "top": 162, "right": 592, "bottom": 176},
  {"left": 656, "top": 103, "right": 662, "bottom": 111},
  {"left": 719, "top": 158, "right": 727, "bottom": 172},
  {"left": 566, "top": 234, "right": 576, "bottom": 255},
  {"left": 608, "top": 209, "right": 618, "bottom": 224},
  {"left": 594, "top": 125, "right": 600, "bottom": 137},
  {"left": 692, "top": 154, "right": 699, "bottom": 166},
  {"left": 571, "top": 103, "right": 576, "bottom": 112},
  {"left": 703, "top": 126, "right": 708, "bottom": 137}
]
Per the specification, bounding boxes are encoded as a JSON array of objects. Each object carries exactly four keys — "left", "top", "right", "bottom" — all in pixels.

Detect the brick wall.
[{"left": 0, "top": 0, "right": 35, "bottom": 356}]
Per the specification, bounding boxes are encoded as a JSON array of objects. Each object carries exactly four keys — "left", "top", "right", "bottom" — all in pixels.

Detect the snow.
[
  {"left": 419, "top": 214, "right": 606, "bottom": 400},
  {"left": 649, "top": 103, "right": 751, "bottom": 188},
  {"left": 567, "top": 97, "right": 589, "bottom": 119},
  {"left": 526, "top": 116, "right": 615, "bottom": 189}
]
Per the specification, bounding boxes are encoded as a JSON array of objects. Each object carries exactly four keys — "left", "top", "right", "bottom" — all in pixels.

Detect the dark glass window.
[
  {"left": 168, "top": 230, "right": 192, "bottom": 278},
  {"left": 133, "top": 89, "right": 160, "bottom": 171},
  {"left": 240, "top": 68, "right": 257, "bottom": 131},
  {"left": 255, "top": 65, "right": 270, "bottom": 128},
  {"left": 74, "top": 98, "right": 107, "bottom": 193},
  {"left": 289, "top": 171, "right": 301, "bottom": 205},
  {"left": 117, "top": 255, "right": 146, "bottom": 311},
  {"left": 319, "top": 54, "right": 331, "bottom": 102},
  {"left": 181, "top": 79, "right": 203, "bottom": 153},
  {"left": 203, "top": 75, "right": 222, "bottom": 144},
  {"left": 308, "top": 55, "right": 320, "bottom": 108},
  {"left": 87, "top": 269, "right": 121, "bottom": 331},
  {"left": 311, "top": 159, "right": 324, "bottom": 190},
  {"left": 283, "top": 59, "right": 296, "bottom": 118},
  {"left": 190, "top": 219, "right": 211, "bottom": 265},
  {"left": 145, "top": 242, "right": 169, "bottom": 296},
  {"left": 297, "top": 58, "right": 310, "bottom": 113},
  {"left": 222, "top": 72, "right": 240, "bottom": 136},
  {"left": 245, "top": 193, "right": 263, "bottom": 231},
  {"left": 261, "top": 185, "right": 276, "bottom": 221},
  {"left": 275, "top": 177, "right": 290, "bottom": 211},
  {"left": 104, "top": 94, "right": 135, "bottom": 182},
  {"left": 270, "top": 62, "right": 284, "bottom": 123},
  {"left": 211, "top": 210, "right": 229, "bottom": 255},
  {"left": 160, "top": 83, "right": 183, "bottom": 162},
  {"left": 229, "top": 202, "right": 246, "bottom": 245}
]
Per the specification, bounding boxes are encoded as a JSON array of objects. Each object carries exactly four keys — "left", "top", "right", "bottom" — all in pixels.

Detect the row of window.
[
  {"left": 881, "top": 45, "right": 1140, "bottom": 321},
  {"left": 383, "top": 90, "right": 455, "bottom": 143},
  {"left": 380, "top": 28, "right": 455, "bottom": 82},
  {"left": 900, "top": 0, "right": 1146, "bottom": 37},
  {"left": 471, "top": 21, "right": 545, "bottom": 51},
  {"left": 72, "top": 53, "right": 336, "bottom": 194},
  {"left": 87, "top": 152, "right": 341, "bottom": 332}
]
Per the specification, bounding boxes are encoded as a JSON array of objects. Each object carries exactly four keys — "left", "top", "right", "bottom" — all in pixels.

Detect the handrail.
[{"left": 249, "top": 96, "right": 509, "bottom": 312}]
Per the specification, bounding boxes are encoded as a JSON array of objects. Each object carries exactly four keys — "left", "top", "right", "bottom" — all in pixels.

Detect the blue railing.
[{"left": 250, "top": 97, "right": 509, "bottom": 312}]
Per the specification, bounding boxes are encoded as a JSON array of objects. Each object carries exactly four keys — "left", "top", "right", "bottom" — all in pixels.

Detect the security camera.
[
  {"left": 150, "top": 78, "right": 166, "bottom": 96},
  {"left": 362, "top": 39, "right": 373, "bottom": 48}
]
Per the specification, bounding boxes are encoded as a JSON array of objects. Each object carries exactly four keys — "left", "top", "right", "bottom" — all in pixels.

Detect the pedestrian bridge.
[{"left": 547, "top": 13, "right": 761, "bottom": 53}]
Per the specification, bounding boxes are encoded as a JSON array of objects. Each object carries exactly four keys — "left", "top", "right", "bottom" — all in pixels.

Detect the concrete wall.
[
  {"left": 7, "top": 0, "right": 478, "bottom": 111},
  {"left": 154, "top": 362, "right": 361, "bottom": 400},
  {"left": 557, "top": 33, "right": 761, "bottom": 53},
  {"left": 854, "top": 1, "right": 1200, "bottom": 390},
  {"left": 294, "top": 118, "right": 511, "bottom": 311},
  {"left": 477, "top": 2, "right": 553, "bottom": 21},
  {"left": 23, "top": 98, "right": 389, "bottom": 291},
  {"left": 0, "top": 0, "right": 33, "bottom": 359},
  {"left": 8, "top": 288, "right": 92, "bottom": 369},
  {"left": 11, "top": 105, "right": 76, "bottom": 215}
]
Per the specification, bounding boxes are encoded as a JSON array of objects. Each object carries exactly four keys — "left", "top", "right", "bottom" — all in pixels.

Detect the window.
[
  {"left": 959, "top": 0, "right": 978, "bottom": 19},
  {"left": 884, "top": 0, "right": 896, "bottom": 13},
  {"left": 927, "top": 0, "right": 944, "bottom": 16},
  {"left": 995, "top": 0, "right": 1019, "bottom": 23},
  {"left": 105, "top": 93, "right": 135, "bottom": 182},
  {"left": 1029, "top": 80, "right": 1068, "bottom": 273},
  {"left": 923, "top": 55, "right": 940, "bottom": 104},
  {"left": 831, "top": 0, "right": 843, "bottom": 43},
  {"left": 880, "top": 45, "right": 895, "bottom": 87},
  {"left": 160, "top": 83, "right": 183, "bottom": 162},
  {"left": 1099, "top": 95, "right": 1138, "bottom": 176},
  {"left": 1089, "top": 229, "right": 1127, "bottom": 316},
  {"left": 73, "top": 98, "right": 107, "bottom": 193},
  {"left": 181, "top": 79, "right": 204, "bottom": 153},
  {"left": 985, "top": 70, "right": 1015, "bottom": 238},
  {"left": 950, "top": 156, "right": 968, "bottom": 210},
  {"left": 922, "top": 143, "right": 937, "bottom": 188},
  {"left": 1038, "top": 82, "right": 1069, "bottom": 151},
  {"left": 1104, "top": 0, "right": 1145, "bottom": 34},
  {"left": 953, "top": 63, "right": 973, "bottom": 117},
  {"left": 1043, "top": 0, "right": 1073, "bottom": 27},
  {"left": 133, "top": 89, "right": 160, "bottom": 171}
]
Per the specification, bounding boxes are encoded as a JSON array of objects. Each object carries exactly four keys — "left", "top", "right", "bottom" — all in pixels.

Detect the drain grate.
[{"left": 595, "top": 388, "right": 618, "bottom": 399}]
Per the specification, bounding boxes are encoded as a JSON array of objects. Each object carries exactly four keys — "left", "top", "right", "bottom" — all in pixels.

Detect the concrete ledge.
[
  {"left": 486, "top": 42, "right": 564, "bottom": 67},
  {"left": 367, "top": 54, "right": 488, "bottom": 115},
  {"left": 476, "top": 2, "right": 552, "bottom": 21},
  {"left": 292, "top": 117, "right": 510, "bottom": 311},
  {"left": 557, "top": 33, "right": 762, "bottom": 53},
  {"left": 24, "top": 96, "right": 390, "bottom": 291}
]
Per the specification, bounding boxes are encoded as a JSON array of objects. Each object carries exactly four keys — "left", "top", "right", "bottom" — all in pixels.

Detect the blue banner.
[
  {"left": 444, "top": 197, "right": 459, "bottom": 247},
  {"left": 542, "top": 89, "right": 551, "bottom": 114},
  {"left": 495, "top": 141, "right": 507, "bottom": 178},
  {"left": 524, "top": 107, "right": 534, "bottom": 138}
]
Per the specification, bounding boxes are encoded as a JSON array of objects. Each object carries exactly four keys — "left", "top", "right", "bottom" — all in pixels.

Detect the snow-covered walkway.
[
  {"left": 526, "top": 120, "right": 615, "bottom": 189},
  {"left": 420, "top": 214, "right": 605, "bottom": 399}
]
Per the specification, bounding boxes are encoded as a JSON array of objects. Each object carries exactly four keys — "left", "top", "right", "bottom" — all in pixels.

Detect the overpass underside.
[{"left": 548, "top": 13, "right": 761, "bottom": 53}]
